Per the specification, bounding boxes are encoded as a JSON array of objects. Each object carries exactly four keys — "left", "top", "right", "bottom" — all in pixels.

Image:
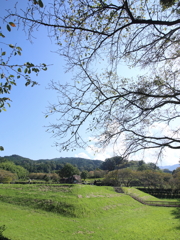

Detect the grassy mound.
[
  {"left": 0, "top": 184, "right": 180, "bottom": 240},
  {"left": 0, "top": 184, "right": 133, "bottom": 218}
]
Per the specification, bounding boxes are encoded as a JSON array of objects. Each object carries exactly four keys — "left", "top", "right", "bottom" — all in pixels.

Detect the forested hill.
[{"left": 0, "top": 155, "right": 103, "bottom": 173}]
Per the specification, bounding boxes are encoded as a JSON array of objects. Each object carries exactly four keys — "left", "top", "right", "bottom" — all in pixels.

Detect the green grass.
[
  {"left": 123, "top": 187, "right": 164, "bottom": 201},
  {"left": 0, "top": 184, "right": 180, "bottom": 240},
  {"left": 123, "top": 187, "right": 180, "bottom": 203}
]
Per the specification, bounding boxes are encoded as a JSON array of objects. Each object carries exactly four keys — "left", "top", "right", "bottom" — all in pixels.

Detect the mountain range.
[
  {"left": 0, "top": 154, "right": 179, "bottom": 172},
  {"left": 159, "top": 164, "right": 179, "bottom": 171},
  {"left": 0, "top": 154, "right": 103, "bottom": 172}
]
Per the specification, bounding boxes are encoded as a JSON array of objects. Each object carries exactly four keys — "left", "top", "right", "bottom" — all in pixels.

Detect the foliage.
[
  {"left": 0, "top": 22, "right": 47, "bottom": 111},
  {"left": 0, "top": 169, "right": 17, "bottom": 183},
  {"left": 58, "top": 163, "right": 79, "bottom": 178},
  {"left": 80, "top": 170, "right": 88, "bottom": 180},
  {"left": 29, "top": 172, "right": 60, "bottom": 182},
  {"left": 103, "top": 168, "right": 174, "bottom": 188},
  {"left": 103, "top": 169, "right": 137, "bottom": 186},
  {"left": 0, "top": 161, "right": 28, "bottom": 179},
  {"left": 160, "top": 0, "right": 178, "bottom": 10},
  {"left": 0, "top": 155, "right": 102, "bottom": 172},
  {"left": 171, "top": 169, "right": 180, "bottom": 189},
  {"left": 91, "top": 169, "right": 106, "bottom": 178},
  {"left": 100, "top": 156, "right": 159, "bottom": 171},
  {"left": 100, "top": 156, "right": 129, "bottom": 171}
]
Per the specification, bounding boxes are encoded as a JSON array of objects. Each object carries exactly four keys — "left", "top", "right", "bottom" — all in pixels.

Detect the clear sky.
[{"left": 0, "top": 0, "right": 179, "bottom": 167}]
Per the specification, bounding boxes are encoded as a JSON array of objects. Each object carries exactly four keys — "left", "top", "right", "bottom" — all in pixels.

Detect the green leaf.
[
  {"left": 16, "top": 46, "right": 22, "bottom": 51},
  {"left": 7, "top": 24, "right": 11, "bottom": 32},
  {"left": 17, "top": 51, "right": 21, "bottom": 56},
  {"left": 38, "top": 0, "right": 44, "bottom": 8},
  {"left": 0, "top": 33, "right": 5, "bottom": 38},
  {"left": 17, "top": 68, "right": 22, "bottom": 72},
  {"left": 0, "top": 146, "right": 4, "bottom": 151},
  {"left": 1, "top": 52, "right": 6, "bottom": 56},
  {"left": 10, "top": 80, "right": 16, "bottom": 85},
  {"left": 9, "top": 44, "right": 15, "bottom": 48},
  {"left": 25, "top": 81, "right": 30, "bottom": 86}
]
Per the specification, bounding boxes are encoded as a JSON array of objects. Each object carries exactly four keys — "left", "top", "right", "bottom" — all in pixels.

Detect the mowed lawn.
[{"left": 0, "top": 184, "right": 180, "bottom": 240}]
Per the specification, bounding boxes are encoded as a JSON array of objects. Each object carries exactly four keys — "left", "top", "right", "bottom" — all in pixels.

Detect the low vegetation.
[{"left": 0, "top": 184, "right": 180, "bottom": 240}]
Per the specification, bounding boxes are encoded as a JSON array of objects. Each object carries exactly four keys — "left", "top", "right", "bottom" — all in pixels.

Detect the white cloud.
[
  {"left": 75, "top": 152, "right": 91, "bottom": 159},
  {"left": 130, "top": 148, "right": 180, "bottom": 166},
  {"left": 75, "top": 134, "right": 127, "bottom": 161},
  {"left": 75, "top": 122, "right": 180, "bottom": 166},
  {"left": 148, "top": 122, "right": 179, "bottom": 139}
]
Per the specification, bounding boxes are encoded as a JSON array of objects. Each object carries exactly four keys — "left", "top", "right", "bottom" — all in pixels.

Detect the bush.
[{"left": 0, "top": 169, "right": 16, "bottom": 183}]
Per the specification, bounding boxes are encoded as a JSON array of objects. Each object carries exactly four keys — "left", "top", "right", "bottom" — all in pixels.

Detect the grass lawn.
[{"left": 0, "top": 184, "right": 180, "bottom": 240}]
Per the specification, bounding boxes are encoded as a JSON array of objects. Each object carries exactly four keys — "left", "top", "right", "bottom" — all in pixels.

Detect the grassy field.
[{"left": 0, "top": 184, "right": 180, "bottom": 240}]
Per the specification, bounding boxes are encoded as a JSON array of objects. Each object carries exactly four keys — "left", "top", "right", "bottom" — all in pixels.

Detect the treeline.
[
  {"left": 100, "top": 156, "right": 160, "bottom": 171},
  {"left": 0, "top": 155, "right": 162, "bottom": 173},
  {"left": 0, "top": 155, "right": 178, "bottom": 188},
  {"left": 0, "top": 160, "right": 29, "bottom": 183},
  {"left": 102, "top": 168, "right": 180, "bottom": 189},
  {"left": 0, "top": 155, "right": 103, "bottom": 172}
]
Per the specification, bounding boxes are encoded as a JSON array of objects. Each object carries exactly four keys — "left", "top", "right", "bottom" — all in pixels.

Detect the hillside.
[
  {"left": 0, "top": 155, "right": 103, "bottom": 173},
  {"left": 0, "top": 185, "right": 180, "bottom": 240},
  {"left": 1, "top": 154, "right": 177, "bottom": 174}
]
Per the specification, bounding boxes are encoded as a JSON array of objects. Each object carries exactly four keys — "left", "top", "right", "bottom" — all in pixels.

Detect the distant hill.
[
  {"left": 0, "top": 155, "right": 103, "bottom": 173},
  {"left": 1, "top": 155, "right": 169, "bottom": 173},
  {"left": 159, "top": 164, "right": 179, "bottom": 171}
]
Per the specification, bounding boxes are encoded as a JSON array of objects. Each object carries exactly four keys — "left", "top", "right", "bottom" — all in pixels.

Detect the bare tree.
[
  {"left": 45, "top": 64, "right": 180, "bottom": 159},
  {"left": 5, "top": 0, "right": 180, "bottom": 160}
]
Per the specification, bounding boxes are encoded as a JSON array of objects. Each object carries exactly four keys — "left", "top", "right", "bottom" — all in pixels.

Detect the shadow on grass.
[
  {"left": 0, "top": 237, "right": 11, "bottom": 240},
  {"left": 171, "top": 198, "right": 180, "bottom": 218},
  {"left": 0, "top": 225, "right": 11, "bottom": 240},
  {"left": 171, "top": 199, "right": 180, "bottom": 230},
  {"left": 0, "top": 196, "right": 78, "bottom": 217}
]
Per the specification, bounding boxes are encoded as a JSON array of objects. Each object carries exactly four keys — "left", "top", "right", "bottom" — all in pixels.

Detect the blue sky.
[
  {"left": 0, "top": 0, "right": 74, "bottom": 160},
  {"left": 0, "top": 0, "right": 179, "bottom": 166}
]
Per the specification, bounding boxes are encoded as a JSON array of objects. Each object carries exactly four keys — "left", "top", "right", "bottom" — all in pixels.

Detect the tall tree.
[
  {"left": 6, "top": 0, "right": 180, "bottom": 161},
  {"left": 58, "top": 163, "right": 79, "bottom": 178}
]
